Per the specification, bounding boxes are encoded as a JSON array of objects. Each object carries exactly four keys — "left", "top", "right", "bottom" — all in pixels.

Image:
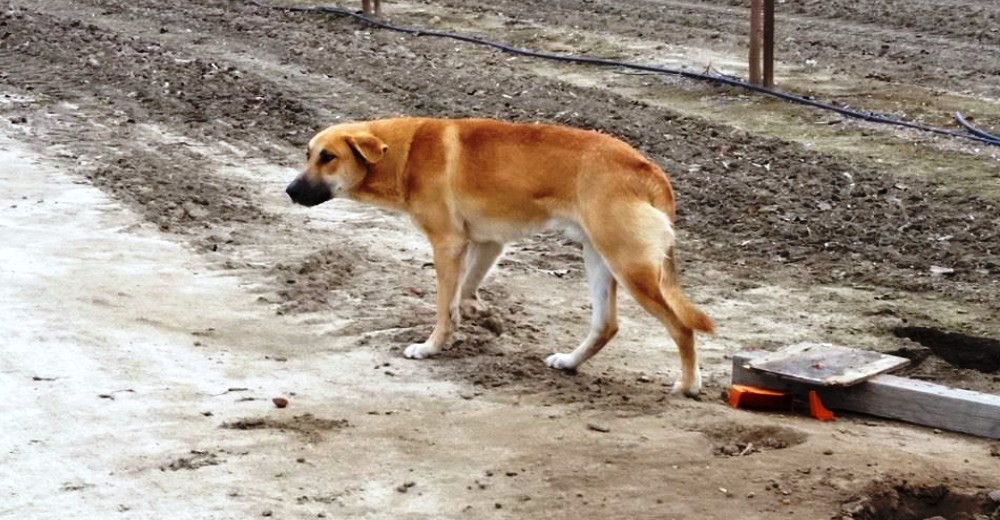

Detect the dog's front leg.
[{"left": 404, "top": 235, "right": 468, "bottom": 359}]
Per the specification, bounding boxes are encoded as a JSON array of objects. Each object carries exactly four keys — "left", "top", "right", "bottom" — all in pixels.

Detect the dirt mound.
[
  {"left": 160, "top": 450, "right": 222, "bottom": 471},
  {"left": 87, "top": 150, "right": 274, "bottom": 235},
  {"left": 701, "top": 423, "right": 809, "bottom": 457},
  {"left": 842, "top": 479, "right": 1000, "bottom": 520},
  {"left": 222, "top": 414, "right": 350, "bottom": 442},
  {"left": 273, "top": 247, "right": 366, "bottom": 314}
]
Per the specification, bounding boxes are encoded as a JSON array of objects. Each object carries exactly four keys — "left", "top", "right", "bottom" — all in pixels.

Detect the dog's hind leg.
[
  {"left": 545, "top": 242, "right": 619, "bottom": 370},
  {"left": 585, "top": 203, "right": 712, "bottom": 396},
  {"left": 404, "top": 234, "right": 468, "bottom": 359},
  {"left": 459, "top": 241, "right": 503, "bottom": 317}
]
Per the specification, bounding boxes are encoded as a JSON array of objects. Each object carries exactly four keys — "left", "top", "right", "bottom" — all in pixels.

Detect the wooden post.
[
  {"left": 749, "top": 0, "right": 763, "bottom": 85},
  {"left": 362, "top": 0, "right": 381, "bottom": 16},
  {"left": 763, "top": 0, "right": 775, "bottom": 87}
]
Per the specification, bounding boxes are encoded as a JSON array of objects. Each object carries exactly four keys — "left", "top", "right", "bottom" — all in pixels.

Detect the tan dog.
[{"left": 285, "top": 118, "right": 714, "bottom": 396}]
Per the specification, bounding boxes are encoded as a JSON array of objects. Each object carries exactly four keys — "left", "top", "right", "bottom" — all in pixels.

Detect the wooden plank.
[
  {"left": 749, "top": 0, "right": 763, "bottom": 85},
  {"left": 733, "top": 351, "right": 1000, "bottom": 439},
  {"left": 746, "top": 343, "right": 909, "bottom": 386},
  {"left": 763, "top": 0, "right": 775, "bottom": 87}
]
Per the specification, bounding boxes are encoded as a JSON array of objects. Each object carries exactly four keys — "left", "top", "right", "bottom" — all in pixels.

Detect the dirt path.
[{"left": 1, "top": 0, "right": 999, "bottom": 517}]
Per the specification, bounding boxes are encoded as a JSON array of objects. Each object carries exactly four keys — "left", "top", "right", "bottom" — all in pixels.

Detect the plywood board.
[
  {"left": 733, "top": 351, "right": 1000, "bottom": 439},
  {"left": 745, "top": 343, "right": 910, "bottom": 386}
]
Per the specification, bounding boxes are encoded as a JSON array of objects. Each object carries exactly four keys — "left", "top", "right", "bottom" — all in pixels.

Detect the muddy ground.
[{"left": 1, "top": 0, "right": 999, "bottom": 518}]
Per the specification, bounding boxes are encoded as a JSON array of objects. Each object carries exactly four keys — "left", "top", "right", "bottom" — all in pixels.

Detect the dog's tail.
[{"left": 661, "top": 247, "right": 715, "bottom": 334}]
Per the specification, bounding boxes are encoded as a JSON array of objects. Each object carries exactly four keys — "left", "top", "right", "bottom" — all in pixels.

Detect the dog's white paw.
[
  {"left": 404, "top": 342, "right": 439, "bottom": 359},
  {"left": 545, "top": 352, "right": 580, "bottom": 371},
  {"left": 671, "top": 371, "right": 703, "bottom": 397}
]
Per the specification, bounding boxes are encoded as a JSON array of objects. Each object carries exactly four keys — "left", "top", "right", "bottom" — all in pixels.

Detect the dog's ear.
[{"left": 346, "top": 133, "right": 388, "bottom": 164}]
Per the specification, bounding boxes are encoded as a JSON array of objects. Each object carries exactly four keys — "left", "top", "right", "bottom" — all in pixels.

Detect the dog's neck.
[{"left": 346, "top": 149, "right": 409, "bottom": 212}]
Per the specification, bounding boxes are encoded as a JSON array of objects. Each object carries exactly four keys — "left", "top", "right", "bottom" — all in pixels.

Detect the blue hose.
[{"left": 248, "top": 1, "right": 1000, "bottom": 148}]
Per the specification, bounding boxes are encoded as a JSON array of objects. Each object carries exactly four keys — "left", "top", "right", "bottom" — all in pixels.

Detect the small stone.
[
  {"left": 586, "top": 423, "right": 610, "bottom": 433},
  {"left": 929, "top": 265, "right": 955, "bottom": 276},
  {"left": 396, "top": 481, "right": 416, "bottom": 493},
  {"left": 272, "top": 397, "right": 289, "bottom": 409},
  {"left": 746, "top": 492, "right": 755, "bottom": 499},
  {"left": 482, "top": 315, "right": 503, "bottom": 335},
  {"left": 823, "top": 449, "right": 834, "bottom": 455},
  {"left": 988, "top": 489, "right": 1000, "bottom": 503},
  {"left": 494, "top": 503, "right": 502, "bottom": 509},
  {"left": 261, "top": 511, "right": 272, "bottom": 517},
  {"left": 182, "top": 202, "right": 210, "bottom": 220}
]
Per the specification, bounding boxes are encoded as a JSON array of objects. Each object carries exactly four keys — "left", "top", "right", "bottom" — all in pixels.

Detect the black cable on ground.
[
  {"left": 954, "top": 113, "right": 1000, "bottom": 145},
  {"left": 248, "top": 0, "right": 1000, "bottom": 148}
]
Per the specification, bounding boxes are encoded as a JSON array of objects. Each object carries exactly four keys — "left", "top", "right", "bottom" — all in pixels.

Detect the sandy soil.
[{"left": 1, "top": 0, "right": 999, "bottom": 518}]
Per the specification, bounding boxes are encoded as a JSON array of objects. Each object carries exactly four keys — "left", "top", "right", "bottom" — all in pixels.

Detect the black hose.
[
  {"left": 954, "top": 112, "right": 1000, "bottom": 145},
  {"left": 247, "top": 0, "right": 1000, "bottom": 148}
]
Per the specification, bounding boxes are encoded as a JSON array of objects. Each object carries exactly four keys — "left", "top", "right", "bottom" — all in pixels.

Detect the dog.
[{"left": 285, "top": 118, "right": 714, "bottom": 396}]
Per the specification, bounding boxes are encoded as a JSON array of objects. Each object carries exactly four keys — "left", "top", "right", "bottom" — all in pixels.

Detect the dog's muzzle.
[{"left": 285, "top": 177, "right": 333, "bottom": 207}]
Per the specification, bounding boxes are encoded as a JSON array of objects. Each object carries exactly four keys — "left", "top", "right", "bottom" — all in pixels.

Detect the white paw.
[
  {"left": 671, "top": 371, "right": 703, "bottom": 397},
  {"left": 404, "top": 342, "right": 439, "bottom": 359},
  {"left": 545, "top": 353, "right": 580, "bottom": 371}
]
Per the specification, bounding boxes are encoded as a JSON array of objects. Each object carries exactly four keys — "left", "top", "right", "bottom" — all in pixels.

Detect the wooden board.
[
  {"left": 733, "top": 351, "right": 1000, "bottom": 439},
  {"left": 746, "top": 343, "right": 910, "bottom": 386}
]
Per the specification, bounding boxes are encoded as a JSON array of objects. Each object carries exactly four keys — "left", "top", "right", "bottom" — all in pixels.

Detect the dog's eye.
[{"left": 317, "top": 150, "right": 336, "bottom": 165}]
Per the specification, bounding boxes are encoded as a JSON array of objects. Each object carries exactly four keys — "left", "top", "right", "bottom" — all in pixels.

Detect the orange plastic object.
[
  {"left": 728, "top": 384, "right": 794, "bottom": 410},
  {"left": 808, "top": 390, "right": 836, "bottom": 421}
]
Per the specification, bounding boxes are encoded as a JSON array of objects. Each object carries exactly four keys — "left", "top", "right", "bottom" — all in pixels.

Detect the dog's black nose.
[
  {"left": 285, "top": 179, "right": 304, "bottom": 203},
  {"left": 285, "top": 177, "right": 332, "bottom": 207}
]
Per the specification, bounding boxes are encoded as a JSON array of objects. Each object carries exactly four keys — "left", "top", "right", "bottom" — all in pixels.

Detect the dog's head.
[{"left": 285, "top": 123, "right": 388, "bottom": 207}]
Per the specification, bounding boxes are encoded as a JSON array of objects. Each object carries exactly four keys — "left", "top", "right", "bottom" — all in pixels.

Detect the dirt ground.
[{"left": 1, "top": 0, "right": 999, "bottom": 518}]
